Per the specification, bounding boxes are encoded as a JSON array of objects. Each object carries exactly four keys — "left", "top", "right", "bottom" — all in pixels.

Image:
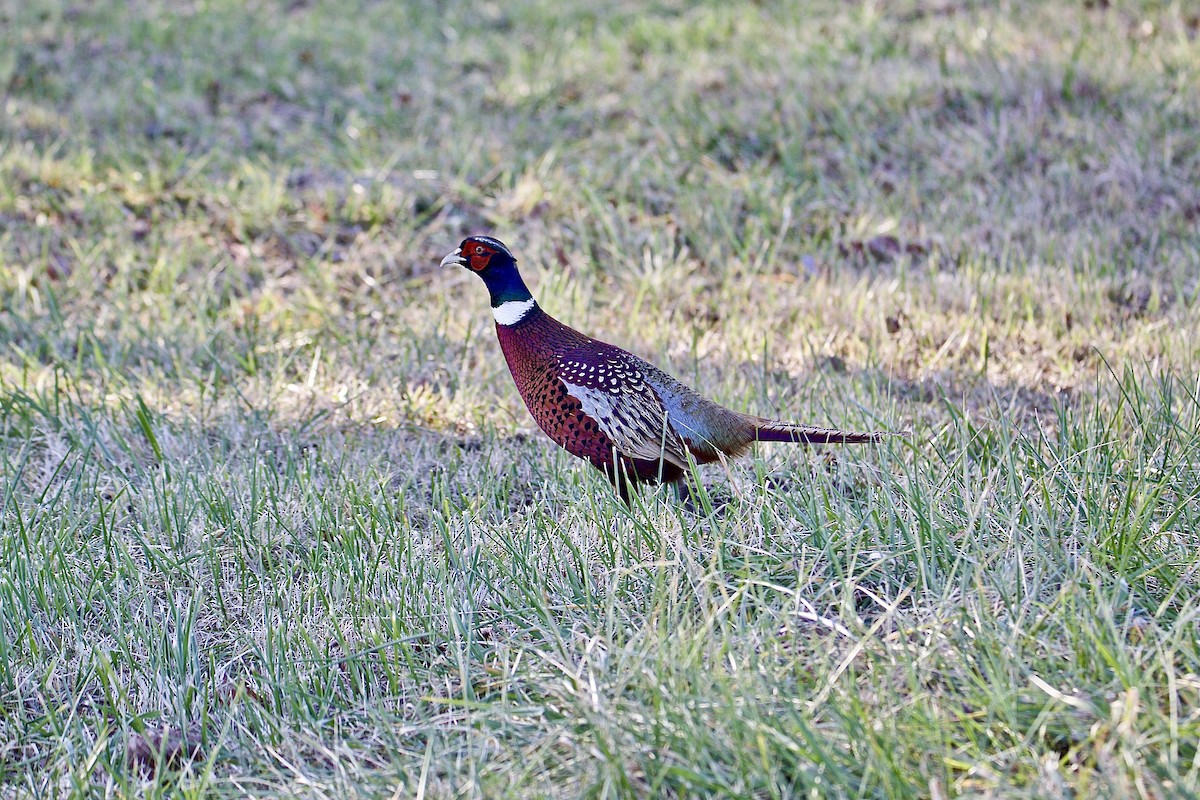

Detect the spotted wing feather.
[{"left": 556, "top": 348, "right": 691, "bottom": 469}]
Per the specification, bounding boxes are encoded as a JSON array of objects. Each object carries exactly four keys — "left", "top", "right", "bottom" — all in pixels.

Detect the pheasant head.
[{"left": 441, "top": 236, "right": 538, "bottom": 324}]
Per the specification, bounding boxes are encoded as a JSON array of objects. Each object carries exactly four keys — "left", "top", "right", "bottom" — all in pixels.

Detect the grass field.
[{"left": 2, "top": 0, "right": 1199, "bottom": 796}]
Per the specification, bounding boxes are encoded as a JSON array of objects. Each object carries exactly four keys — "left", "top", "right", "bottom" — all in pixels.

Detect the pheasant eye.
[{"left": 475, "top": 245, "right": 485, "bottom": 254}]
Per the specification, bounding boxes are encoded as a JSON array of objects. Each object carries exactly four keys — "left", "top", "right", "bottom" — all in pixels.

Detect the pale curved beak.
[{"left": 440, "top": 248, "right": 465, "bottom": 269}]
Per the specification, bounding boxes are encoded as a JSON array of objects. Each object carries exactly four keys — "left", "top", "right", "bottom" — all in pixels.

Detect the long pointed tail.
[{"left": 749, "top": 418, "right": 898, "bottom": 445}]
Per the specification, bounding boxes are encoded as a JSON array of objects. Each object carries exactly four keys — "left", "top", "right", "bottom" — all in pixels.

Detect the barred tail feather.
[{"left": 749, "top": 418, "right": 894, "bottom": 445}]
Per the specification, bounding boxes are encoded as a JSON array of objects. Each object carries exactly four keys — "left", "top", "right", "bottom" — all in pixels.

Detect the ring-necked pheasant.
[{"left": 441, "top": 235, "right": 896, "bottom": 505}]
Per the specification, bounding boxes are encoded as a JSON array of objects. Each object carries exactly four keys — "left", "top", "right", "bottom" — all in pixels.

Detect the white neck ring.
[{"left": 492, "top": 299, "right": 536, "bottom": 326}]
